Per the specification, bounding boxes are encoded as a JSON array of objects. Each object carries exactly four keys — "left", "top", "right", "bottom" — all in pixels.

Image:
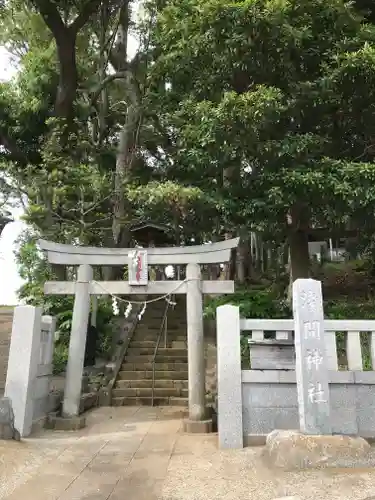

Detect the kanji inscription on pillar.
[
  {"left": 128, "top": 250, "right": 148, "bottom": 286},
  {"left": 293, "top": 279, "right": 331, "bottom": 435}
]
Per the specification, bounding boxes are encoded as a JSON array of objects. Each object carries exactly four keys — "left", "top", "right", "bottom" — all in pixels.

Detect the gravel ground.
[{"left": 0, "top": 407, "right": 375, "bottom": 500}]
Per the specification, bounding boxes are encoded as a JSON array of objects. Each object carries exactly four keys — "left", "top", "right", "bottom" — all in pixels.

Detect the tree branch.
[
  {"left": 33, "top": 0, "right": 103, "bottom": 42},
  {"left": 31, "top": 0, "right": 66, "bottom": 41},
  {"left": 69, "top": 0, "right": 102, "bottom": 37},
  {"left": 90, "top": 70, "right": 130, "bottom": 105}
]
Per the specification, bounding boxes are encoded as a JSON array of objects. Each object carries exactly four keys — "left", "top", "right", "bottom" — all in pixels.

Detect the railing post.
[
  {"left": 62, "top": 264, "right": 93, "bottom": 417},
  {"left": 184, "top": 263, "right": 210, "bottom": 431}
]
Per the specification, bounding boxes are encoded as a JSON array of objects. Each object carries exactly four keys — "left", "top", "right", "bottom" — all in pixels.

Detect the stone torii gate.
[{"left": 39, "top": 238, "right": 239, "bottom": 432}]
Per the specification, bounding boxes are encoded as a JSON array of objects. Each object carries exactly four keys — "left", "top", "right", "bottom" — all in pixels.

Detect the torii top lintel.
[{"left": 38, "top": 238, "right": 240, "bottom": 266}]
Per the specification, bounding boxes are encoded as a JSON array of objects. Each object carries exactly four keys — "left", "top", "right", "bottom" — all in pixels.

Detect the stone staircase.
[
  {"left": 111, "top": 298, "right": 189, "bottom": 407},
  {"left": 0, "top": 309, "right": 14, "bottom": 395}
]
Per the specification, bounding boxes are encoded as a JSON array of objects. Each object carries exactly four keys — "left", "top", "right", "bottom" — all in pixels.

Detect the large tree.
[
  {"left": 150, "top": 0, "right": 375, "bottom": 280},
  {"left": 0, "top": 0, "right": 213, "bottom": 256}
]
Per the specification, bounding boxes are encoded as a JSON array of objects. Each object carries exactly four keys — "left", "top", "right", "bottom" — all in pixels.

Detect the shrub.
[{"left": 204, "top": 286, "right": 291, "bottom": 321}]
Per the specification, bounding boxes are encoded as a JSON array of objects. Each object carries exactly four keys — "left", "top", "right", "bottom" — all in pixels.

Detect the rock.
[
  {"left": 272, "top": 497, "right": 301, "bottom": 500},
  {"left": 0, "top": 397, "right": 20, "bottom": 441},
  {"left": 264, "top": 429, "right": 371, "bottom": 470}
]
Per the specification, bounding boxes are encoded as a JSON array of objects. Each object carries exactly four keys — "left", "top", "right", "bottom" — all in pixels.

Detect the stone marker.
[
  {"left": 0, "top": 397, "right": 20, "bottom": 441},
  {"left": 293, "top": 279, "right": 331, "bottom": 435}
]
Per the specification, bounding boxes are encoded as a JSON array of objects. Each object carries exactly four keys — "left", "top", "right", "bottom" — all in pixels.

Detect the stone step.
[
  {"left": 115, "top": 379, "right": 188, "bottom": 389},
  {"left": 111, "top": 396, "right": 189, "bottom": 407},
  {"left": 171, "top": 341, "right": 187, "bottom": 349},
  {"left": 168, "top": 397, "right": 189, "bottom": 407},
  {"left": 138, "top": 327, "right": 186, "bottom": 334},
  {"left": 112, "top": 387, "right": 188, "bottom": 398},
  {"left": 127, "top": 347, "right": 187, "bottom": 356},
  {"left": 132, "top": 335, "right": 187, "bottom": 343},
  {"left": 137, "top": 316, "right": 185, "bottom": 322},
  {"left": 124, "top": 354, "right": 188, "bottom": 363},
  {"left": 0, "top": 325, "right": 12, "bottom": 332},
  {"left": 117, "top": 370, "right": 188, "bottom": 380},
  {"left": 134, "top": 328, "right": 186, "bottom": 337},
  {"left": 131, "top": 340, "right": 187, "bottom": 347},
  {"left": 130, "top": 341, "right": 156, "bottom": 348},
  {"left": 145, "top": 317, "right": 186, "bottom": 323},
  {"left": 120, "top": 362, "right": 188, "bottom": 371},
  {"left": 0, "top": 317, "right": 13, "bottom": 325},
  {"left": 112, "top": 396, "right": 171, "bottom": 406}
]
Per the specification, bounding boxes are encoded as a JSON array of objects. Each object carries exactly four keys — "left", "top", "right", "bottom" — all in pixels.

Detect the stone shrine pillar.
[
  {"left": 62, "top": 264, "right": 93, "bottom": 417},
  {"left": 183, "top": 263, "right": 212, "bottom": 432},
  {"left": 293, "top": 278, "right": 332, "bottom": 435}
]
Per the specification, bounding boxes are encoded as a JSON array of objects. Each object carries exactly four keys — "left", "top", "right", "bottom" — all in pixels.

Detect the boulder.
[
  {"left": 264, "top": 429, "right": 371, "bottom": 470},
  {"left": 0, "top": 397, "right": 20, "bottom": 441},
  {"left": 272, "top": 497, "right": 301, "bottom": 500}
]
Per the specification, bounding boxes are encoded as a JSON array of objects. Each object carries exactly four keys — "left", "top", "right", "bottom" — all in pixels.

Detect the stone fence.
[
  {"left": 4, "top": 306, "right": 56, "bottom": 437},
  {"left": 217, "top": 304, "right": 375, "bottom": 449}
]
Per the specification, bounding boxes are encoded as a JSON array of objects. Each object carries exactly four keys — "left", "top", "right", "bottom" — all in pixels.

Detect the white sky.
[{"left": 0, "top": 47, "right": 25, "bottom": 305}]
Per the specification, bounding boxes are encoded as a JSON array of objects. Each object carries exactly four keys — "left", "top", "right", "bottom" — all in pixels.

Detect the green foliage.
[
  {"left": 204, "top": 287, "right": 291, "bottom": 320},
  {"left": 16, "top": 234, "right": 115, "bottom": 373},
  {"left": 53, "top": 343, "right": 69, "bottom": 375},
  {"left": 126, "top": 181, "right": 219, "bottom": 241},
  {"left": 151, "top": 0, "right": 375, "bottom": 237},
  {"left": 325, "top": 300, "right": 375, "bottom": 320},
  {"left": 325, "top": 299, "right": 375, "bottom": 371},
  {"left": 4, "top": 0, "right": 375, "bottom": 373},
  {"left": 206, "top": 286, "right": 375, "bottom": 368}
]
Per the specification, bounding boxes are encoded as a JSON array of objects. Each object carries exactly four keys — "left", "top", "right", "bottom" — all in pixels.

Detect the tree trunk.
[
  {"left": 286, "top": 205, "right": 311, "bottom": 302},
  {"left": 55, "top": 33, "right": 77, "bottom": 121},
  {"left": 112, "top": 100, "right": 140, "bottom": 246},
  {"left": 236, "top": 238, "right": 248, "bottom": 284},
  {"left": 288, "top": 229, "right": 310, "bottom": 281},
  {"left": 110, "top": 1, "right": 141, "bottom": 248}
]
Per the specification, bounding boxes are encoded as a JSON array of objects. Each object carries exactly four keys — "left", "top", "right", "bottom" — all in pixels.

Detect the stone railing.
[{"left": 242, "top": 318, "right": 375, "bottom": 371}]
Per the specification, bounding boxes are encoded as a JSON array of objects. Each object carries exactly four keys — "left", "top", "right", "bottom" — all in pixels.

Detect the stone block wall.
[
  {"left": 0, "top": 309, "right": 13, "bottom": 393},
  {"left": 242, "top": 370, "right": 375, "bottom": 439}
]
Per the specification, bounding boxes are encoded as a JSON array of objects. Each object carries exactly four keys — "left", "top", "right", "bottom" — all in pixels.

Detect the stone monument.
[
  {"left": 293, "top": 278, "right": 331, "bottom": 435},
  {"left": 264, "top": 278, "right": 371, "bottom": 469}
]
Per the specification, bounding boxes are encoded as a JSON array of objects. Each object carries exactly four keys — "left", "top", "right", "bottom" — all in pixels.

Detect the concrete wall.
[
  {"left": 242, "top": 370, "right": 375, "bottom": 439},
  {"left": 0, "top": 309, "right": 13, "bottom": 393}
]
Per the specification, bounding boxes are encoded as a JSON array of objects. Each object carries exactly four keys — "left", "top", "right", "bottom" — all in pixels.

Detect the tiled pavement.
[{"left": 1, "top": 407, "right": 375, "bottom": 500}]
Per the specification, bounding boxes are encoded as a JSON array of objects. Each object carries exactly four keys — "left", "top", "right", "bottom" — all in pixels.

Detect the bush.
[
  {"left": 325, "top": 300, "right": 375, "bottom": 320},
  {"left": 205, "top": 287, "right": 375, "bottom": 369},
  {"left": 52, "top": 297, "right": 115, "bottom": 374},
  {"left": 325, "top": 299, "right": 375, "bottom": 371},
  {"left": 204, "top": 287, "right": 291, "bottom": 321},
  {"left": 53, "top": 343, "right": 69, "bottom": 375},
  {"left": 204, "top": 287, "right": 291, "bottom": 369}
]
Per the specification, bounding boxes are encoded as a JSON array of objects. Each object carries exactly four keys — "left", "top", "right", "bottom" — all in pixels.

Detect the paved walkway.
[{"left": 1, "top": 407, "right": 375, "bottom": 500}]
